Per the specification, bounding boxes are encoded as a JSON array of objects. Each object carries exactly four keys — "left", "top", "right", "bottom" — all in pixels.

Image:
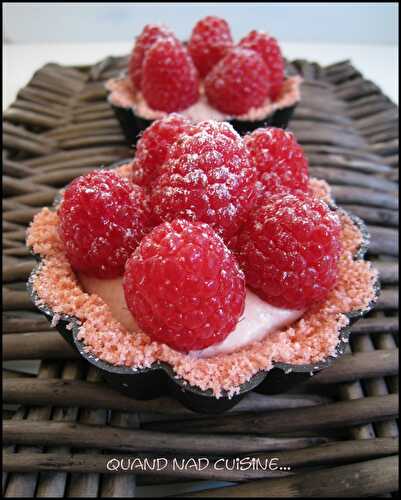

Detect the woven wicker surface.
[{"left": 2, "top": 56, "right": 399, "bottom": 497}]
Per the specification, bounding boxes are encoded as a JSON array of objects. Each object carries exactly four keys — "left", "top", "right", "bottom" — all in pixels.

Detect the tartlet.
[
  {"left": 27, "top": 159, "right": 379, "bottom": 413},
  {"left": 106, "top": 18, "right": 301, "bottom": 143}
]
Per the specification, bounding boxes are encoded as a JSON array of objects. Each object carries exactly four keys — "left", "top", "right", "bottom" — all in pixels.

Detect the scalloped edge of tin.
[{"left": 26, "top": 165, "right": 381, "bottom": 411}]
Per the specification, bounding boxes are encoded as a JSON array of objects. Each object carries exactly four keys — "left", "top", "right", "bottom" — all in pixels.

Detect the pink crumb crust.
[
  {"left": 106, "top": 76, "right": 302, "bottom": 122},
  {"left": 27, "top": 168, "right": 377, "bottom": 398}
]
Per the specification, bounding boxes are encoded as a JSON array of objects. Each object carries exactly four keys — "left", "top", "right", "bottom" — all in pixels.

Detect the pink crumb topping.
[
  {"left": 113, "top": 162, "right": 135, "bottom": 182},
  {"left": 308, "top": 177, "right": 333, "bottom": 204},
  {"left": 116, "top": 162, "right": 134, "bottom": 178},
  {"left": 26, "top": 177, "right": 378, "bottom": 397},
  {"left": 106, "top": 75, "right": 302, "bottom": 122}
]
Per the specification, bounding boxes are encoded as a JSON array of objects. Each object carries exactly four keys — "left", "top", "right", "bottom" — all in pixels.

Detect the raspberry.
[
  {"left": 128, "top": 24, "right": 173, "bottom": 90},
  {"left": 142, "top": 37, "right": 199, "bottom": 112},
  {"left": 244, "top": 127, "right": 309, "bottom": 202},
  {"left": 204, "top": 47, "right": 271, "bottom": 115},
  {"left": 123, "top": 219, "right": 245, "bottom": 352},
  {"left": 58, "top": 170, "right": 151, "bottom": 279},
  {"left": 132, "top": 114, "right": 190, "bottom": 187},
  {"left": 188, "top": 16, "right": 233, "bottom": 78},
  {"left": 150, "top": 120, "right": 257, "bottom": 240},
  {"left": 239, "top": 31, "right": 285, "bottom": 101},
  {"left": 237, "top": 193, "right": 341, "bottom": 310}
]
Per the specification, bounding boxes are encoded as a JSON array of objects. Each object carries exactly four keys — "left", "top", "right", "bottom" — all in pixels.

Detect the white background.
[{"left": 3, "top": 2, "right": 398, "bottom": 44}]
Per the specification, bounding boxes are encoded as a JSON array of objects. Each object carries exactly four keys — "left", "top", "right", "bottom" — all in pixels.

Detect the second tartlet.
[{"left": 107, "top": 17, "right": 301, "bottom": 142}]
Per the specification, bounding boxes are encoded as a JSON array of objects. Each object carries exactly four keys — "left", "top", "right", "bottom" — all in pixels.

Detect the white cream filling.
[
  {"left": 79, "top": 274, "right": 303, "bottom": 358},
  {"left": 190, "top": 289, "right": 304, "bottom": 358}
]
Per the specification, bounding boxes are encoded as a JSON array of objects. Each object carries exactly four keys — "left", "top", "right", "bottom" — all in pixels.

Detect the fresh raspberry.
[
  {"left": 123, "top": 219, "right": 245, "bottom": 352},
  {"left": 239, "top": 31, "right": 285, "bottom": 101},
  {"left": 142, "top": 37, "right": 199, "bottom": 112},
  {"left": 128, "top": 24, "right": 173, "bottom": 90},
  {"left": 204, "top": 47, "right": 271, "bottom": 115},
  {"left": 237, "top": 193, "right": 341, "bottom": 310},
  {"left": 244, "top": 127, "right": 309, "bottom": 202},
  {"left": 132, "top": 114, "right": 191, "bottom": 187},
  {"left": 150, "top": 120, "right": 257, "bottom": 240},
  {"left": 58, "top": 170, "right": 151, "bottom": 279},
  {"left": 188, "top": 16, "right": 233, "bottom": 78}
]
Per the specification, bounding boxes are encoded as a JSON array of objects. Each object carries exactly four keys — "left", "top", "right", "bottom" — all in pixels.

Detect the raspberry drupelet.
[
  {"left": 150, "top": 120, "right": 257, "bottom": 240},
  {"left": 239, "top": 30, "right": 285, "bottom": 101},
  {"left": 188, "top": 16, "right": 234, "bottom": 78},
  {"left": 58, "top": 170, "right": 151, "bottom": 279},
  {"left": 244, "top": 127, "right": 309, "bottom": 202},
  {"left": 123, "top": 219, "right": 246, "bottom": 352},
  {"left": 142, "top": 37, "right": 199, "bottom": 113},
  {"left": 237, "top": 192, "right": 342, "bottom": 310},
  {"left": 128, "top": 24, "right": 173, "bottom": 91},
  {"left": 204, "top": 47, "right": 271, "bottom": 115},
  {"left": 132, "top": 114, "right": 190, "bottom": 187}
]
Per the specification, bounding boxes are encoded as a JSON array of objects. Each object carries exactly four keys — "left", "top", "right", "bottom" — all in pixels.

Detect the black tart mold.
[
  {"left": 27, "top": 164, "right": 380, "bottom": 414},
  {"left": 107, "top": 78, "right": 297, "bottom": 145}
]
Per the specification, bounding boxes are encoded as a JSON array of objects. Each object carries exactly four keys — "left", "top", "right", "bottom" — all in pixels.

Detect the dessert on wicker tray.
[
  {"left": 27, "top": 118, "right": 379, "bottom": 413},
  {"left": 106, "top": 16, "right": 301, "bottom": 142}
]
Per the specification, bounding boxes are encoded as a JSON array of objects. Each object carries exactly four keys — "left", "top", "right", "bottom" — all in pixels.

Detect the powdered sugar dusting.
[{"left": 150, "top": 120, "right": 256, "bottom": 240}]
